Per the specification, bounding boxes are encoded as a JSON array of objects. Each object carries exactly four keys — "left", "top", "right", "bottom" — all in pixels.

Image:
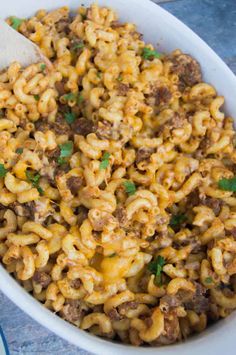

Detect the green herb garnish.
[
  {"left": 58, "top": 141, "right": 73, "bottom": 165},
  {"left": 34, "top": 95, "right": 40, "bottom": 101},
  {"left": 62, "top": 92, "right": 83, "bottom": 105},
  {"left": 142, "top": 47, "right": 161, "bottom": 60},
  {"left": 205, "top": 277, "right": 213, "bottom": 284},
  {"left": 170, "top": 214, "right": 187, "bottom": 227},
  {"left": 97, "top": 72, "right": 102, "bottom": 79},
  {"left": 123, "top": 181, "right": 136, "bottom": 196},
  {"left": 77, "top": 94, "right": 84, "bottom": 104},
  {"left": 99, "top": 152, "right": 110, "bottom": 170},
  {"left": 10, "top": 17, "right": 24, "bottom": 30},
  {"left": 117, "top": 75, "right": 123, "bottom": 81},
  {"left": 40, "top": 63, "right": 46, "bottom": 71},
  {"left": 72, "top": 42, "right": 84, "bottom": 51},
  {"left": 64, "top": 111, "right": 76, "bottom": 124},
  {"left": 218, "top": 177, "right": 236, "bottom": 192},
  {"left": 16, "top": 148, "right": 23, "bottom": 154},
  {"left": 0, "top": 164, "right": 8, "bottom": 178},
  {"left": 26, "top": 169, "right": 43, "bottom": 195},
  {"left": 109, "top": 253, "right": 117, "bottom": 257},
  {"left": 148, "top": 255, "right": 165, "bottom": 286}
]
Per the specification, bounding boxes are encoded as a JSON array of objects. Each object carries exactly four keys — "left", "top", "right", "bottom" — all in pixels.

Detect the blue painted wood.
[{"left": 0, "top": 1, "right": 235, "bottom": 354}]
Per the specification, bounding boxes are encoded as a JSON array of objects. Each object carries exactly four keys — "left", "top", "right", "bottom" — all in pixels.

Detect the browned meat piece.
[
  {"left": 171, "top": 54, "right": 202, "bottom": 87},
  {"left": 60, "top": 300, "right": 86, "bottom": 323},
  {"left": 34, "top": 119, "right": 51, "bottom": 132},
  {"left": 96, "top": 120, "right": 113, "bottom": 139},
  {"left": 117, "top": 83, "right": 130, "bottom": 96},
  {"left": 55, "top": 80, "right": 67, "bottom": 96},
  {"left": 76, "top": 206, "right": 88, "bottom": 226},
  {"left": 202, "top": 197, "right": 223, "bottom": 216},
  {"left": 111, "top": 21, "right": 123, "bottom": 28},
  {"left": 71, "top": 117, "right": 96, "bottom": 136},
  {"left": 136, "top": 147, "right": 154, "bottom": 164},
  {"left": 107, "top": 308, "right": 122, "bottom": 321},
  {"left": 184, "top": 282, "right": 209, "bottom": 313},
  {"left": 159, "top": 295, "right": 182, "bottom": 313},
  {"left": 187, "top": 189, "right": 201, "bottom": 208},
  {"left": 46, "top": 147, "right": 60, "bottom": 160},
  {"left": 114, "top": 206, "right": 128, "bottom": 227},
  {"left": 53, "top": 114, "right": 71, "bottom": 135},
  {"left": 170, "top": 53, "right": 202, "bottom": 90},
  {"left": 70, "top": 278, "right": 82, "bottom": 289},
  {"left": 230, "top": 227, "right": 236, "bottom": 238},
  {"left": 33, "top": 271, "right": 51, "bottom": 288},
  {"left": 154, "top": 86, "right": 172, "bottom": 106},
  {"left": 118, "top": 301, "right": 138, "bottom": 316},
  {"left": 153, "top": 313, "right": 181, "bottom": 345},
  {"left": 55, "top": 18, "right": 71, "bottom": 34},
  {"left": 10, "top": 202, "right": 31, "bottom": 217},
  {"left": 66, "top": 176, "right": 84, "bottom": 195}
]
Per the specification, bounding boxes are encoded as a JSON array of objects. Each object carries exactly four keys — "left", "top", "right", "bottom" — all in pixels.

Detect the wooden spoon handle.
[{"left": 0, "top": 19, "right": 52, "bottom": 70}]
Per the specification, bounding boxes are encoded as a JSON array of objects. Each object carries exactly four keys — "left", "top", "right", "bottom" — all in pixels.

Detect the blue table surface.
[{"left": 1, "top": 0, "right": 236, "bottom": 354}]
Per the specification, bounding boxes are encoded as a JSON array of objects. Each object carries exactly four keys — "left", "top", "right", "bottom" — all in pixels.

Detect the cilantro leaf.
[
  {"left": 170, "top": 214, "right": 187, "bottom": 227},
  {"left": 40, "top": 63, "right": 46, "bottom": 71},
  {"left": 0, "top": 164, "right": 8, "bottom": 178},
  {"left": 34, "top": 95, "right": 40, "bottom": 101},
  {"left": 142, "top": 47, "right": 161, "bottom": 60},
  {"left": 99, "top": 152, "right": 110, "bottom": 170},
  {"left": 16, "top": 148, "right": 23, "bottom": 154},
  {"left": 64, "top": 111, "right": 76, "bottom": 124},
  {"left": 123, "top": 181, "right": 136, "bottom": 196},
  {"left": 59, "top": 141, "right": 73, "bottom": 159},
  {"left": 10, "top": 17, "right": 24, "bottom": 30},
  {"left": 205, "top": 277, "right": 213, "bottom": 284},
  {"left": 26, "top": 169, "right": 43, "bottom": 195},
  {"left": 218, "top": 177, "right": 236, "bottom": 192},
  {"left": 148, "top": 255, "right": 165, "bottom": 286}
]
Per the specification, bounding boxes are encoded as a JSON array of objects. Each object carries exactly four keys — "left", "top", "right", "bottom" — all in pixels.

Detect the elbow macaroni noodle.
[{"left": 1, "top": 3, "right": 236, "bottom": 347}]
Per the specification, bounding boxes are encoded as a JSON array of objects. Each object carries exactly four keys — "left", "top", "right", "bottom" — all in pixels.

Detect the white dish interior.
[{"left": 0, "top": 1, "right": 236, "bottom": 354}]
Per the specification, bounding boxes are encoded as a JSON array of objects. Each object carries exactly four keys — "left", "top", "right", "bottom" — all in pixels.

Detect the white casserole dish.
[{"left": 1, "top": 0, "right": 236, "bottom": 354}]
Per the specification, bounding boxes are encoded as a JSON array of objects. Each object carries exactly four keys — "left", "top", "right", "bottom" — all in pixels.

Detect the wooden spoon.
[{"left": 0, "top": 19, "right": 52, "bottom": 70}]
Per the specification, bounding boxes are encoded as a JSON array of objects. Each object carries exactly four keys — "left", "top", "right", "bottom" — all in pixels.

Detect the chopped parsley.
[
  {"left": 170, "top": 214, "right": 187, "bottom": 227},
  {"left": 26, "top": 169, "right": 43, "bottom": 195},
  {"left": 58, "top": 141, "right": 73, "bottom": 165},
  {"left": 99, "top": 152, "right": 110, "bottom": 170},
  {"left": 34, "top": 94, "right": 40, "bottom": 101},
  {"left": 62, "top": 92, "right": 84, "bottom": 105},
  {"left": 148, "top": 255, "right": 165, "bottom": 286},
  {"left": 142, "top": 47, "right": 161, "bottom": 60},
  {"left": 40, "top": 63, "right": 46, "bottom": 72},
  {"left": 205, "top": 277, "right": 213, "bottom": 284},
  {"left": 0, "top": 164, "right": 8, "bottom": 178},
  {"left": 72, "top": 41, "right": 84, "bottom": 51},
  {"left": 97, "top": 72, "right": 102, "bottom": 79},
  {"left": 117, "top": 75, "right": 123, "bottom": 81},
  {"left": 123, "top": 181, "right": 136, "bottom": 196},
  {"left": 10, "top": 17, "right": 24, "bottom": 30},
  {"left": 109, "top": 253, "right": 117, "bottom": 257},
  {"left": 16, "top": 147, "right": 23, "bottom": 154},
  {"left": 64, "top": 111, "right": 76, "bottom": 124},
  {"left": 218, "top": 177, "right": 236, "bottom": 192}
]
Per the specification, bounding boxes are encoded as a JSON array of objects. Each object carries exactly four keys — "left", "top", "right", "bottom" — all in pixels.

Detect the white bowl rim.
[{"left": 0, "top": 0, "right": 236, "bottom": 354}]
